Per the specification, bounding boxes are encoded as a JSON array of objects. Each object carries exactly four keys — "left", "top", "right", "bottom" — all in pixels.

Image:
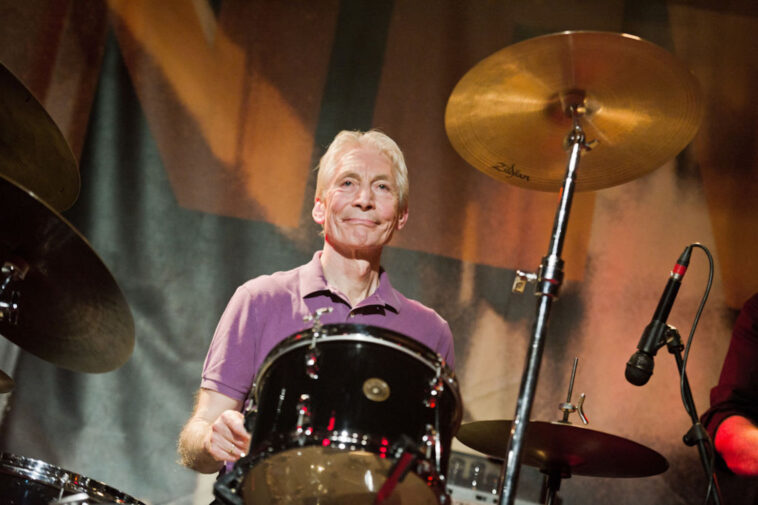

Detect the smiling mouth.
[{"left": 344, "top": 218, "right": 377, "bottom": 226}]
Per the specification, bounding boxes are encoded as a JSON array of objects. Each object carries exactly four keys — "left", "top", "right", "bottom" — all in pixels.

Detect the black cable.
[{"left": 675, "top": 242, "right": 719, "bottom": 505}]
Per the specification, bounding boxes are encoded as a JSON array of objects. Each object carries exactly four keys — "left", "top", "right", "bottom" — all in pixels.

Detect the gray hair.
[{"left": 315, "top": 130, "right": 409, "bottom": 211}]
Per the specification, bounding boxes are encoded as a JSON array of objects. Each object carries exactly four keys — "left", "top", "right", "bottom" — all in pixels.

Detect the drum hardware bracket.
[
  {"left": 56, "top": 472, "right": 70, "bottom": 503},
  {"left": 303, "top": 307, "right": 333, "bottom": 335},
  {"left": 213, "top": 460, "right": 247, "bottom": 505},
  {"left": 512, "top": 254, "right": 564, "bottom": 298},
  {"left": 243, "top": 404, "right": 257, "bottom": 434},
  {"left": 303, "top": 307, "right": 333, "bottom": 378},
  {"left": 424, "top": 367, "right": 445, "bottom": 408},
  {"left": 0, "top": 259, "right": 28, "bottom": 324},
  {"left": 304, "top": 347, "right": 320, "bottom": 379},
  {"left": 295, "top": 393, "right": 313, "bottom": 440},
  {"left": 422, "top": 423, "right": 443, "bottom": 475}
]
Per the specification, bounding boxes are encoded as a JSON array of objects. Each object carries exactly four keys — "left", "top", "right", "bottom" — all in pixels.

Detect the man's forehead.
[{"left": 333, "top": 147, "right": 394, "bottom": 178}]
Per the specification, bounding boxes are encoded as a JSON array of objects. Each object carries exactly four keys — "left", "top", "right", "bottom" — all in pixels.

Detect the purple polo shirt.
[{"left": 201, "top": 251, "right": 454, "bottom": 401}]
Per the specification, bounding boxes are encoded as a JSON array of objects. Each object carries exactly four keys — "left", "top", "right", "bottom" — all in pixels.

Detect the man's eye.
[{"left": 341, "top": 180, "right": 353, "bottom": 187}]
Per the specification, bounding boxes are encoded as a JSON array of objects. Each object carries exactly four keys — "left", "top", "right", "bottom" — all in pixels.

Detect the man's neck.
[{"left": 320, "top": 243, "right": 382, "bottom": 307}]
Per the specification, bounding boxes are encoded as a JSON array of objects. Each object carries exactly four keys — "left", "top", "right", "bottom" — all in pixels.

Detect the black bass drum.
[
  {"left": 0, "top": 452, "right": 146, "bottom": 504},
  {"left": 222, "top": 323, "right": 462, "bottom": 505}
]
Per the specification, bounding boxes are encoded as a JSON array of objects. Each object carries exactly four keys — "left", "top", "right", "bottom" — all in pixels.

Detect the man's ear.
[
  {"left": 396, "top": 206, "right": 409, "bottom": 230},
  {"left": 312, "top": 198, "right": 325, "bottom": 225}
]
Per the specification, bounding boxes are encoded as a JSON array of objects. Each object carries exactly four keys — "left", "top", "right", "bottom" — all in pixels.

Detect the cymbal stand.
[
  {"left": 664, "top": 326, "right": 724, "bottom": 505},
  {"left": 499, "top": 106, "right": 591, "bottom": 505},
  {"left": 540, "top": 469, "right": 567, "bottom": 505}
]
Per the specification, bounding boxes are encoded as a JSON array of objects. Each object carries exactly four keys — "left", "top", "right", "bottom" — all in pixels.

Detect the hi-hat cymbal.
[
  {"left": 445, "top": 31, "right": 703, "bottom": 192},
  {"left": 457, "top": 420, "right": 668, "bottom": 478},
  {"left": 0, "top": 173, "right": 134, "bottom": 373},
  {"left": 0, "top": 62, "right": 80, "bottom": 210}
]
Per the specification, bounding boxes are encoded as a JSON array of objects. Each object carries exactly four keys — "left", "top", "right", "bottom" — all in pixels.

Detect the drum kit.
[
  {"left": 213, "top": 30, "right": 703, "bottom": 505},
  {"left": 0, "top": 28, "right": 704, "bottom": 505}
]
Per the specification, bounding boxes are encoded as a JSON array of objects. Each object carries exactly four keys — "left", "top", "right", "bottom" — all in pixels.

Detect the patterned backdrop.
[{"left": 0, "top": 1, "right": 756, "bottom": 504}]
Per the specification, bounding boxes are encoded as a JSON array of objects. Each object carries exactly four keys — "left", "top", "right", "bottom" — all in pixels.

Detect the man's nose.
[{"left": 353, "top": 184, "right": 374, "bottom": 208}]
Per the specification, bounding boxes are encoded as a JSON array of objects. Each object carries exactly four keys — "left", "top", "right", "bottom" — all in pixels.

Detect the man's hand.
[
  {"left": 203, "top": 409, "right": 251, "bottom": 463},
  {"left": 178, "top": 389, "right": 251, "bottom": 473}
]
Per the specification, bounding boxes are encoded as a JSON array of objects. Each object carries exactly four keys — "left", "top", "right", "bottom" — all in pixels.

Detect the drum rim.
[
  {"left": 254, "top": 323, "right": 460, "bottom": 401},
  {"left": 0, "top": 452, "right": 145, "bottom": 504}
]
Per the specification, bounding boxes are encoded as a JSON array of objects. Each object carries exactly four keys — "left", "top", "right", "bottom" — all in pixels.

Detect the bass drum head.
[
  {"left": 0, "top": 452, "right": 145, "bottom": 505},
  {"left": 242, "top": 447, "right": 438, "bottom": 505}
]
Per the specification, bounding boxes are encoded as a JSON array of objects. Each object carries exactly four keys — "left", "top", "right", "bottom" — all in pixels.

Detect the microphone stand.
[
  {"left": 664, "top": 326, "right": 725, "bottom": 505},
  {"left": 498, "top": 108, "right": 590, "bottom": 505}
]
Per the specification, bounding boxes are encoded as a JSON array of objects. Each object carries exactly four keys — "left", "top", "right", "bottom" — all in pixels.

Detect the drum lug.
[
  {"left": 302, "top": 308, "right": 331, "bottom": 379},
  {"left": 424, "top": 374, "right": 445, "bottom": 408},
  {"left": 422, "top": 424, "right": 441, "bottom": 461},
  {"left": 296, "top": 394, "right": 313, "bottom": 439},
  {"left": 305, "top": 347, "right": 320, "bottom": 379}
]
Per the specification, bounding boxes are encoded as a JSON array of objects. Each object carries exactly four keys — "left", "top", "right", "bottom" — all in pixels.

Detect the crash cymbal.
[
  {"left": 0, "top": 173, "right": 134, "bottom": 373},
  {"left": 445, "top": 31, "right": 703, "bottom": 191},
  {"left": 0, "top": 369, "right": 14, "bottom": 393},
  {"left": 0, "top": 62, "right": 80, "bottom": 210},
  {"left": 457, "top": 420, "right": 668, "bottom": 478}
]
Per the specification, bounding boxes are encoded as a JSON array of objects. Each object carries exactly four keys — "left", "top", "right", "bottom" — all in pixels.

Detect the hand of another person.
[
  {"left": 204, "top": 409, "right": 251, "bottom": 463},
  {"left": 715, "top": 415, "right": 758, "bottom": 476}
]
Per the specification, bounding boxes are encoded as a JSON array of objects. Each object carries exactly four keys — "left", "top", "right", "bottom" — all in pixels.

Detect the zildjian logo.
[{"left": 491, "top": 162, "right": 530, "bottom": 181}]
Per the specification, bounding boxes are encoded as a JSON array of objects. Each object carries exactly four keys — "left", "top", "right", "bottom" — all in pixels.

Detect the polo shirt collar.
[{"left": 300, "top": 251, "right": 401, "bottom": 312}]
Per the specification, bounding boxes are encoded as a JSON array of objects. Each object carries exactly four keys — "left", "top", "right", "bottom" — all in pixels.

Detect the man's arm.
[
  {"left": 714, "top": 415, "right": 758, "bottom": 476},
  {"left": 178, "top": 388, "right": 251, "bottom": 473}
]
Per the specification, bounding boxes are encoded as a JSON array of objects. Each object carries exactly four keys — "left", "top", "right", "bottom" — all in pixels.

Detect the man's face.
[{"left": 312, "top": 146, "right": 408, "bottom": 254}]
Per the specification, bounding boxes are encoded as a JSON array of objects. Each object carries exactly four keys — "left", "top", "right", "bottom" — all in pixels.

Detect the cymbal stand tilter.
[
  {"left": 500, "top": 104, "right": 592, "bottom": 505},
  {"left": 539, "top": 357, "right": 588, "bottom": 505}
]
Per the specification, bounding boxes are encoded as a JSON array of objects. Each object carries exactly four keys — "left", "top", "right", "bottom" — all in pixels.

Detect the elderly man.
[{"left": 178, "top": 129, "right": 454, "bottom": 474}]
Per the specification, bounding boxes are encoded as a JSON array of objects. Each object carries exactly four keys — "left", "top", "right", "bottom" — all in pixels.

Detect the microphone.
[{"left": 625, "top": 245, "right": 693, "bottom": 386}]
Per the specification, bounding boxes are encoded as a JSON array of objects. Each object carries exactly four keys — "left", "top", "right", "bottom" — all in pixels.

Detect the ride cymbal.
[
  {"left": 0, "top": 173, "right": 134, "bottom": 373},
  {"left": 457, "top": 420, "right": 668, "bottom": 478},
  {"left": 0, "top": 62, "right": 80, "bottom": 210},
  {"left": 445, "top": 31, "right": 703, "bottom": 191}
]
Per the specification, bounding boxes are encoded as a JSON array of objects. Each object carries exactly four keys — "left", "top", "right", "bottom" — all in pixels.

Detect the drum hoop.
[
  {"left": 0, "top": 452, "right": 145, "bottom": 504},
  {"left": 254, "top": 324, "right": 459, "bottom": 400}
]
